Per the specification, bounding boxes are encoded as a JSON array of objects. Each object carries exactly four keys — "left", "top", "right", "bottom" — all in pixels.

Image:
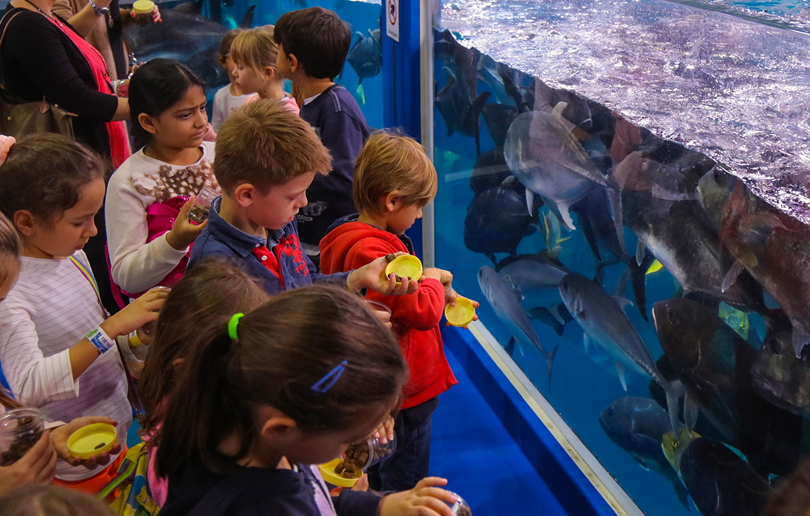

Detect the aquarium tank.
[{"left": 432, "top": 0, "right": 810, "bottom": 514}]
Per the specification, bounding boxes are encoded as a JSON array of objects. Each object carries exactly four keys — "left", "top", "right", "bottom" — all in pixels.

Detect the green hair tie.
[{"left": 228, "top": 313, "right": 244, "bottom": 341}]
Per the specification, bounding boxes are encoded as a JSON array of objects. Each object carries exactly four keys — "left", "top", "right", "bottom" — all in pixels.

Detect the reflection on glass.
[{"left": 432, "top": 2, "right": 810, "bottom": 515}]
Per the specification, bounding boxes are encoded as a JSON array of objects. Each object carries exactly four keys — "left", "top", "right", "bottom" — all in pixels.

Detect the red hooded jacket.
[{"left": 320, "top": 218, "right": 457, "bottom": 409}]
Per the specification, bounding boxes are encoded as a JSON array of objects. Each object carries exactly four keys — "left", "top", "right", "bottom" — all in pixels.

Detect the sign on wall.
[{"left": 386, "top": 0, "right": 399, "bottom": 42}]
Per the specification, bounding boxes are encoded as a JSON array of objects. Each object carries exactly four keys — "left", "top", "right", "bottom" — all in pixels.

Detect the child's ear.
[
  {"left": 258, "top": 412, "right": 297, "bottom": 440},
  {"left": 233, "top": 183, "right": 258, "bottom": 207},
  {"left": 13, "top": 210, "right": 38, "bottom": 237},
  {"left": 384, "top": 191, "right": 403, "bottom": 213},
  {"left": 263, "top": 66, "right": 276, "bottom": 81},
  {"left": 138, "top": 113, "right": 158, "bottom": 136},
  {"left": 288, "top": 53, "right": 301, "bottom": 73}
]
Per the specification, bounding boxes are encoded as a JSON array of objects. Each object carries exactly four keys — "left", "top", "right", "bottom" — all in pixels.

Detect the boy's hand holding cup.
[{"left": 348, "top": 253, "right": 420, "bottom": 297}]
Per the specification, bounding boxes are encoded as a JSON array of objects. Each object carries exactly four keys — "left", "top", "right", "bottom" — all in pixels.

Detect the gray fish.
[
  {"left": 470, "top": 147, "right": 510, "bottom": 194},
  {"left": 751, "top": 323, "right": 810, "bottom": 416},
  {"left": 463, "top": 185, "right": 536, "bottom": 264},
  {"left": 679, "top": 438, "right": 771, "bottom": 516},
  {"left": 436, "top": 69, "right": 491, "bottom": 156},
  {"left": 558, "top": 273, "right": 680, "bottom": 436},
  {"left": 616, "top": 152, "right": 766, "bottom": 314},
  {"left": 496, "top": 253, "right": 569, "bottom": 304},
  {"left": 346, "top": 29, "right": 381, "bottom": 84},
  {"left": 527, "top": 305, "right": 573, "bottom": 336},
  {"left": 481, "top": 102, "right": 518, "bottom": 148},
  {"left": 653, "top": 298, "right": 802, "bottom": 475},
  {"left": 478, "top": 266, "right": 557, "bottom": 388},
  {"left": 125, "top": 6, "right": 255, "bottom": 64},
  {"left": 599, "top": 397, "right": 690, "bottom": 508},
  {"left": 504, "top": 101, "right": 610, "bottom": 232},
  {"left": 186, "top": 45, "right": 229, "bottom": 90}
]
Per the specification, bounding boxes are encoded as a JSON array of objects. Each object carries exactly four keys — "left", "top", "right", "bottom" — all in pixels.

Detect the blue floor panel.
[{"left": 432, "top": 347, "right": 568, "bottom": 515}]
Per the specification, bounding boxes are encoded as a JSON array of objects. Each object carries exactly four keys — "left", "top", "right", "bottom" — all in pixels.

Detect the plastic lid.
[
  {"left": 385, "top": 255, "right": 423, "bottom": 284},
  {"left": 445, "top": 297, "right": 475, "bottom": 327},
  {"left": 67, "top": 423, "right": 117, "bottom": 460},
  {"left": 132, "top": 0, "right": 154, "bottom": 13},
  {"left": 318, "top": 458, "right": 362, "bottom": 488}
]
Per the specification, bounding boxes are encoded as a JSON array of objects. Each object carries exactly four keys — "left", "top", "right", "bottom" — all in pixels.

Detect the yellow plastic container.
[
  {"left": 385, "top": 255, "right": 422, "bottom": 285},
  {"left": 67, "top": 423, "right": 117, "bottom": 460},
  {"left": 319, "top": 458, "right": 362, "bottom": 488},
  {"left": 132, "top": 0, "right": 154, "bottom": 14},
  {"left": 445, "top": 297, "right": 476, "bottom": 327}
]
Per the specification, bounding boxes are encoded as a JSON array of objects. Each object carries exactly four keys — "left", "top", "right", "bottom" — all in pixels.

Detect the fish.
[
  {"left": 463, "top": 185, "right": 537, "bottom": 264},
  {"left": 469, "top": 147, "right": 510, "bottom": 194},
  {"left": 436, "top": 69, "right": 491, "bottom": 156},
  {"left": 346, "top": 29, "right": 382, "bottom": 84},
  {"left": 751, "top": 323, "right": 810, "bottom": 416},
  {"left": 718, "top": 181, "right": 810, "bottom": 357},
  {"left": 477, "top": 54, "right": 513, "bottom": 106},
  {"left": 600, "top": 397, "right": 690, "bottom": 508},
  {"left": 125, "top": 6, "right": 255, "bottom": 71},
  {"left": 718, "top": 302, "right": 750, "bottom": 341},
  {"left": 478, "top": 265, "right": 558, "bottom": 389},
  {"left": 481, "top": 102, "right": 518, "bottom": 148},
  {"left": 186, "top": 45, "right": 229, "bottom": 90},
  {"left": 558, "top": 273, "right": 681, "bottom": 437},
  {"left": 678, "top": 438, "right": 771, "bottom": 516},
  {"left": 534, "top": 80, "right": 593, "bottom": 131},
  {"left": 504, "top": 99, "right": 615, "bottom": 235},
  {"left": 652, "top": 298, "right": 802, "bottom": 475},
  {"left": 527, "top": 305, "right": 574, "bottom": 336},
  {"left": 616, "top": 152, "right": 767, "bottom": 314}
]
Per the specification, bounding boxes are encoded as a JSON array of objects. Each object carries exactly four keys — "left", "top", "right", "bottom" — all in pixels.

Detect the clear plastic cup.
[
  {"left": 339, "top": 432, "right": 397, "bottom": 476},
  {"left": 445, "top": 492, "right": 472, "bottom": 516},
  {"left": 188, "top": 185, "right": 218, "bottom": 224},
  {"left": 0, "top": 408, "right": 44, "bottom": 466}
]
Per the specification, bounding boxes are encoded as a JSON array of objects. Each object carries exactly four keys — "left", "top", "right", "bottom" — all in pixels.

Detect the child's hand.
[
  {"left": 351, "top": 474, "right": 369, "bottom": 491},
  {"left": 0, "top": 431, "right": 56, "bottom": 496},
  {"left": 444, "top": 295, "right": 480, "bottom": 330},
  {"left": 51, "top": 417, "right": 121, "bottom": 469},
  {"left": 101, "top": 287, "right": 168, "bottom": 338},
  {"left": 348, "top": 253, "right": 420, "bottom": 296},
  {"left": 166, "top": 197, "right": 208, "bottom": 250},
  {"left": 371, "top": 416, "right": 395, "bottom": 445},
  {"left": 378, "top": 477, "right": 458, "bottom": 516}
]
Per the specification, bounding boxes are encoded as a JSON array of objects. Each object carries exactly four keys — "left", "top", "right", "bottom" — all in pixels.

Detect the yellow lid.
[
  {"left": 67, "top": 423, "right": 117, "bottom": 460},
  {"left": 129, "top": 333, "right": 143, "bottom": 348},
  {"left": 318, "top": 458, "right": 362, "bottom": 488},
  {"left": 132, "top": 0, "right": 154, "bottom": 14},
  {"left": 385, "top": 255, "right": 423, "bottom": 285},
  {"left": 445, "top": 297, "right": 475, "bottom": 327}
]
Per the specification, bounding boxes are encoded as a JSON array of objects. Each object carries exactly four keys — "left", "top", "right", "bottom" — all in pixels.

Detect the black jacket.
[{"left": 0, "top": 7, "right": 119, "bottom": 159}]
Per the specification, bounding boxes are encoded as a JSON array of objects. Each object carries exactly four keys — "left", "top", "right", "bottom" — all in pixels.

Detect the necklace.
[{"left": 22, "top": 0, "right": 62, "bottom": 26}]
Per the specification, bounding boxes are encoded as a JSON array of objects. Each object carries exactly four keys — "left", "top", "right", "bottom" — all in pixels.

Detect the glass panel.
[
  {"left": 432, "top": 1, "right": 810, "bottom": 514},
  {"left": 124, "top": 0, "right": 383, "bottom": 129}
]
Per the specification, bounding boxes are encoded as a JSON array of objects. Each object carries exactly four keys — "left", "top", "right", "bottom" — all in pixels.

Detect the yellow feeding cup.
[
  {"left": 319, "top": 458, "right": 362, "bottom": 488},
  {"left": 385, "top": 255, "right": 423, "bottom": 285},
  {"left": 132, "top": 0, "right": 154, "bottom": 14},
  {"left": 445, "top": 297, "right": 476, "bottom": 327},
  {"left": 67, "top": 423, "right": 117, "bottom": 460}
]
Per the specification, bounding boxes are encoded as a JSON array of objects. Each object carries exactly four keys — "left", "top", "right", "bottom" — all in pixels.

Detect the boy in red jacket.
[{"left": 320, "top": 131, "right": 473, "bottom": 491}]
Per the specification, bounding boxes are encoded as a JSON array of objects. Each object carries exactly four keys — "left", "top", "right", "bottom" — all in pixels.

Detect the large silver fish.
[
  {"left": 478, "top": 266, "right": 557, "bottom": 389},
  {"left": 558, "top": 273, "right": 680, "bottom": 437},
  {"left": 504, "top": 102, "right": 609, "bottom": 232}
]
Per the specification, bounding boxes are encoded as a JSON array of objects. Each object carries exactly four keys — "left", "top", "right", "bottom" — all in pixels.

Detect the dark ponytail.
[
  {"left": 155, "top": 285, "right": 408, "bottom": 476},
  {"left": 128, "top": 58, "right": 205, "bottom": 150}
]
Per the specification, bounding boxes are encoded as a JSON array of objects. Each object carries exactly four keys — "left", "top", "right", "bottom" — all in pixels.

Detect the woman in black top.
[{"left": 0, "top": 0, "right": 130, "bottom": 160}]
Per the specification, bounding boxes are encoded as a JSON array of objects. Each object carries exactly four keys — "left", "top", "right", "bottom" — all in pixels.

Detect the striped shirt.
[{"left": 0, "top": 251, "right": 130, "bottom": 481}]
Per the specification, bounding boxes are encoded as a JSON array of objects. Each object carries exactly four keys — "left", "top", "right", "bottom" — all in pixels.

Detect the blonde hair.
[
  {"left": 353, "top": 131, "right": 437, "bottom": 217},
  {"left": 214, "top": 99, "right": 332, "bottom": 193},
  {"left": 230, "top": 26, "right": 279, "bottom": 76}
]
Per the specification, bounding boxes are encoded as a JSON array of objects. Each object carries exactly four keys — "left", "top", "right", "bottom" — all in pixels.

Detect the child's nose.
[{"left": 87, "top": 221, "right": 98, "bottom": 238}]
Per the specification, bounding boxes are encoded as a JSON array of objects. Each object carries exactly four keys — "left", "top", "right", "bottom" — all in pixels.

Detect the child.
[
  {"left": 0, "top": 484, "right": 116, "bottom": 515},
  {"left": 189, "top": 100, "right": 417, "bottom": 297},
  {"left": 211, "top": 29, "right": 248, "bottom": 132},
  {"left": 0, "top": 134, "right": 168, "bottom": 489},
  {"left": 106, "top": 58, "right": 219, "bottom": 296},
  {"left": 0, "top": 207, "right": 125, "bottom": 495},
  {"left": 155, "top": 285, "right": 459, "bottom": 516},
  {"left": 138, "top": 257, "right": 268, "bottom": 506},
  {"left": 320, "top": 131, "right": 478, "bottom": 491},
  {"left": 231, "top": 27, "right": 299, "bottom": 114},
  {"left": 274, "top": 7, "right": 370, "bottom": 263}
]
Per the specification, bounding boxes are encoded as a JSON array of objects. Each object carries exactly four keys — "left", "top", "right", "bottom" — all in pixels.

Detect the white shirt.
[
  {"left": 105, "top": 142, "right": 217, "bottom": 293},
  {"left": 0, "top": 252, "right": 130, "bottom": 480},
  {"left": 211, "top": 85, "right": 247, "bottom": 132}
]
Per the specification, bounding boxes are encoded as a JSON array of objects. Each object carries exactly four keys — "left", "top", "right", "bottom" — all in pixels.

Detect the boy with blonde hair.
[
  {"left": 189, "top": 101, "right": 416, "bottom": 297},
  {"left": 321, "top": 131, "right": 474, "bottom": 491}
]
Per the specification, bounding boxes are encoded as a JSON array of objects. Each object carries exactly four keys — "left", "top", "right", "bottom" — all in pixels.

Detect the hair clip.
[
  {"left": 228, "top": 313, "right": 244, "bottom": 340},
  {"left": 311, "top": 360, "right": 348, "bottom": 393}
]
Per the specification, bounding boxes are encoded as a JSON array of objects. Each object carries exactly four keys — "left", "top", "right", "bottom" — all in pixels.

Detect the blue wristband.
[{"left": 87, "top": 327, "right": 114, "bottom": 354}]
